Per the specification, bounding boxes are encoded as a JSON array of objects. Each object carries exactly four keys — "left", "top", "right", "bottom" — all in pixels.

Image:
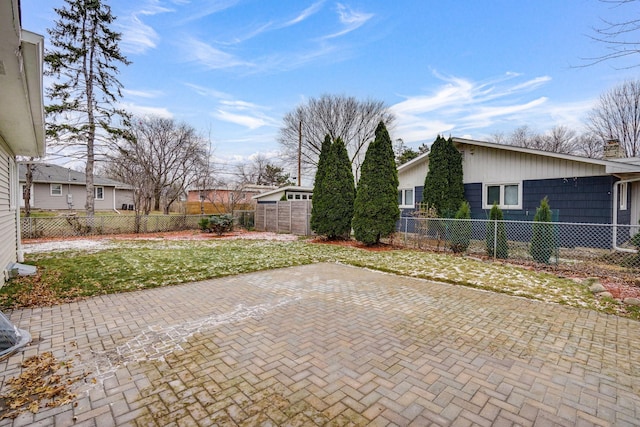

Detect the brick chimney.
[{"left": 603, "top": 139, "right": 625, "bottom": 159}]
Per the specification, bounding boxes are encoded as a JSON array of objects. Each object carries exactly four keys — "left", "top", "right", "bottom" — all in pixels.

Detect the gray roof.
[{"left": 18, "top": 163, "right": 132, "bottom": 189}]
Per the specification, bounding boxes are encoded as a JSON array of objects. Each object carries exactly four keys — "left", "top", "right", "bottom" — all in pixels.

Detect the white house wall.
[
  {"left": 398, "top": 160, "right": 428, "bottom": 189},
  {"left": 458, "top": 145, "right": 607, "bottom": 183},
  {"left": 0, "top": 138, "right": 17, "bottom": 280}
]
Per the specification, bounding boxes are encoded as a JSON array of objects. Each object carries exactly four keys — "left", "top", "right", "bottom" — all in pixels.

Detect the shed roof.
[{"left": 19, "top": 163, "right": 132, "bottom": 189}]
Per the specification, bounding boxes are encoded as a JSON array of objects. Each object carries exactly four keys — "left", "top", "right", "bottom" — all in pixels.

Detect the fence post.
[
  {"left": 493, "top": 219, "right": 498, "bottom": 259},
  {"left": 404, "top": 217, "right": 408, "bottom": 245}
]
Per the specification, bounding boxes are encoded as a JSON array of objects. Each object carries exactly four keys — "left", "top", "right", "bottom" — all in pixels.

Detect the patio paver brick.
[{"left": 1, "top": 263, "right": 639, "bottom": 426}]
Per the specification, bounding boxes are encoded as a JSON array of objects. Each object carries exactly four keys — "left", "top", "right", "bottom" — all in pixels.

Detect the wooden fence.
[{"left": 255, "top": 201, "right": 312, "bottom": 235}]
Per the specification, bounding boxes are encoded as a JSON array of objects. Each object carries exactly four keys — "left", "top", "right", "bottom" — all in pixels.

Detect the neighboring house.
[
  {"left": 398, "top": 137, "right": 640, "bottom": 227},
  {"left": 253, "top": 186, "right": 313, "bottom": 204},
  {"left": 187, "top": 184, "right": 277, "bottom": 206},
  {"left": 19, "top": 164, "right": 134, "bottom": 212},
  {"left": 0, "top": 0, "right": 45, "bottom": 282}
]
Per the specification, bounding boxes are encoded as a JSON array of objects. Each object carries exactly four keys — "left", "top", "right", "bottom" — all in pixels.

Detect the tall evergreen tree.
[
  {"left": 310, "top": 135, "right": 333, "bottom": 234},
  {"left": 422, "top": 136, "right": 464, "bottom": 217},
  {"left": 45, "top": 0, "right": 130, "bottom": 216},
  {"left": 311, "top": 137, "right": 355, "bottom": 239},
  {"left": 352, "top": 121, "right": 400, "bottom": 245}
]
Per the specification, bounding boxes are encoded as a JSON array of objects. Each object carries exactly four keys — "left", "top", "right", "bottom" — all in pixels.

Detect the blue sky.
[{"left": 21, "top": 0, "right": 640, "bottom": 180}]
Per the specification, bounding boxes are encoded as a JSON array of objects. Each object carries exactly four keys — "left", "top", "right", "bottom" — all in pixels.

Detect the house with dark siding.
[{"left": 398, "top": 138, "right": 640, "bottom": 247}]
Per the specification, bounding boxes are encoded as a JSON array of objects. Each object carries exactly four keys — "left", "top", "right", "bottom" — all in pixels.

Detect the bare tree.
[
  {"left": 574, "top": 132, "right": 605, "bottom": 158},
  {"left": 535, "top": 126, "right": 579, "bottom": 154},
  {"left": 509, "top": 125, "right": 537, "bottom": 148},
  {"left": 588, "top": 79, "right": 640, "bottom": 157},
  {"left": 488, "top": 131, "right": 507, "bottom": 144},
  {"left": 278, "top": 94, "right": 395, "bottom": 182},
  {"left": 107, "top": 116, "right": 208, "bottom": 215},
  {"left": 585, "top": 0, "right": 640, "bottom": 67}
]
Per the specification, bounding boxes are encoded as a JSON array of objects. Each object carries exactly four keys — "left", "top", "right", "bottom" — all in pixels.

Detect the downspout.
[
  {"left": 112, "top": 187, "right": 120, "bottom": 214},
  {"left": 612, "top": 176, "right": 640, "bottom": 253}
]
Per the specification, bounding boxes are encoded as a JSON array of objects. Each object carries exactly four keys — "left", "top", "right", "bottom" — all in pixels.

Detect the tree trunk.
[{"left": 23, "top": 162, "right": 33, "bottom": 217}]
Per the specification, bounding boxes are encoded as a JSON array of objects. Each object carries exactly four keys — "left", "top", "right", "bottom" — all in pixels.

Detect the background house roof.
[
  {"left": 19, "top": 163, "right": 132, "bottom": 189},
  {"left": 253, "top": 186, "right": 313, "bottom": 200},
  {"left": 0, "top": 0, "right": 45, "bottom": 157}
]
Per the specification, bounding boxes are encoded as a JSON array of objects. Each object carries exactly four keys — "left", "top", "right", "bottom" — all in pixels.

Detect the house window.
[
  {"left": 619, "top": 182, "right": 628, "bottom": 210},
  {"left": 483, "top": 183, "right": 522, "bottom": 209},
  {"left": 51, "top": 183, "right": 62, "bottom": 196},
  {"left": 398, "top": 188, "right": 414, "bottom": 208},
  {"left": 287, "top": 194, "right": 293, "bottom": 200},
  {"left": 95, "top": 186, "right": 104, "bottom": 200}
]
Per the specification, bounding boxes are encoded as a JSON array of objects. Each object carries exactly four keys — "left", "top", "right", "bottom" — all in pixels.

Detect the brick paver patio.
[{"left": 1, "top": 263, "right": 639, "bottom": 426}]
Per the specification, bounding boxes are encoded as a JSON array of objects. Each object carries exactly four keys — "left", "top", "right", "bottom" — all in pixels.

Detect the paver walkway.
[{"left": 1, "top": 263, "right": 639, "bottom": 426}]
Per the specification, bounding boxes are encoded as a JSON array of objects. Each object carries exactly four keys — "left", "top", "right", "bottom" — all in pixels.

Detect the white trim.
[
  {"left": 95, "top": 186, "right": 104, "bottom": 200},
  {"left": 50, "top": 183, "right": 62, "bottom": 196},
  {"left": 619, "top": 182, "right": 628, "bottom": 210},
  {"left": 398, "top": 188, "right": 414, "bottom": 208},
  {"left": 482, "top": 182, "right": 522, "bottom": 210}
]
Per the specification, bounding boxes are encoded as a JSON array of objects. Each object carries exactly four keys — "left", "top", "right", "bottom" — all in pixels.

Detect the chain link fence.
[
  {"left": 392, "top": 217, "right": 640, "bottom": 270},
  {"left": 20, "top": 211, "right": 255, "bottom": 239}
]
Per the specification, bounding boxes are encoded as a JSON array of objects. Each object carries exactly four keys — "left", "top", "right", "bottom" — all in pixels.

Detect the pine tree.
[
  {"left": 352, "top": 121, "right": 400, "bottom": 245},
  {"left": 45, "top": 0, "right": 130, "bottom": 216},
  {"left": 530, "top": 197, "right": 555, "bottom": 263},
  {"left": 450, "top": 201, "right": 471, "bottom": 253},
  {"left": 486, "top": 203, "right": 508, "bottom": 258},
  {"left": 422, "top": 136, "right": 464, "bottom": 217},
  {"left": 311, "top": 137, "right": 355, "bottom": 239},
  {"left": 310, "top": 135, "right": 332, "bottom": 235}
]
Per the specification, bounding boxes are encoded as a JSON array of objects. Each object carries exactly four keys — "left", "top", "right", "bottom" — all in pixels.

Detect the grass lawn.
[{"left": 1, "top": 239, "right": 637, "bottom": 320}]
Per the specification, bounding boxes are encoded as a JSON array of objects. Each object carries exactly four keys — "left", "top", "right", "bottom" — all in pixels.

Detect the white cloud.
[
  {"left": 117, "top": 1, "right": 173, "bottom": 55},
  {"left": 184, "top": 37, "right": 253, "bottom": 70},
  {"left": 179, "top": 0, "right": 240, "bottom": 24},
  {"left": 183, "top": 83, "right": 232, "bottom": 99},
  {"left": 322, "top": 3, "right": 374, "bottom": 39},
  {"left": 122, "top": 89, "right": 164, "bottom": 99},
  {"left": 213, "top": 110, "right": 268, "bottom": 129},
  {"left": 120, "top": 103, "right": 173, "bottom": 119},
  {"left": 281, "top": 1, "right": 324, "bottom": 27},
  {"left": 390, "top": 71, "right": 594, "bottom": 145}
]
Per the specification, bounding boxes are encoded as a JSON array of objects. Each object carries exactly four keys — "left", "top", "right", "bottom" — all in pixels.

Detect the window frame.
[
  {"left": 619, "top": 182, "right": 628, "bottom": 211},
  {"left": 95, "top": 186, "right": 104, "bottom": 200},
  {"left": 482, "top": 182, "right": 522, "bottom": 210},
  {"left": 398, "top": 188, "right": 415, "bottom": 208},
  {"left": 50, "top": 183, "right": 62, "bottom": 196}
]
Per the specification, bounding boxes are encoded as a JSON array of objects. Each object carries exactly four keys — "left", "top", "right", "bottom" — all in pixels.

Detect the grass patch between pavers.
[{"left": 1, "top": 239, "right": 636, "bottom": 320}]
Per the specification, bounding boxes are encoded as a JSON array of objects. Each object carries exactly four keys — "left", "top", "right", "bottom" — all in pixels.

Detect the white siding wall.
[
  {"left": 458, "top": 145, "right": 607, "bottom": 183},
  {"left": 0, "top": 138, "right": 17, "bottom": 282},
  {"left": 398, "top": 146, "right": 610, "bottom": 191},
  {"left": 398, "top": 158, "right": 429, "bottom": 189}
]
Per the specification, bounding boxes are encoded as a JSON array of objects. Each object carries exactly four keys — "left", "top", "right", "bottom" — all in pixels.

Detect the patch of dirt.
[{"left": 310, "top": 237, "right": 398, "bottom": 252}]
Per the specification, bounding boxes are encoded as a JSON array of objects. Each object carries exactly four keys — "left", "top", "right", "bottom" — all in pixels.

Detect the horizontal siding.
[
  {"left": 460, "top": 145, "right": 606, "bottom": 183},
  {"left": 0, "top": 148, "right": 16, "bottom": 281}
]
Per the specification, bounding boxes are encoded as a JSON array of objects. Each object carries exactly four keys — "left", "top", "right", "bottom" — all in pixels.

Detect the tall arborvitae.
[
  {"left": 422, "top": 136, "right": 464, "bottom": 217},
  {"left": 311, "top": 137, "right": 355, "bottom": 239},
  {"left": 310, "top": 135, "right": 333, "bottom": 234},
  {"left": 352, "top": 121, "right": 400, "bottom": 245}
]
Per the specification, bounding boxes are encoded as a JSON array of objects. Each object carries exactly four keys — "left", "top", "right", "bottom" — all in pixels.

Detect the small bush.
[
  {"left": 200, "top": 214, "right": 233, "bottom": 235},
  {"left": 450, "top": 201, "right": 471, "bottom": 253},
  {"left": 486, "top": 203, "right": 508, "bottom": 259},
  {"left": 530, "top": 197, "right": 555, "bottom": 264}
]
